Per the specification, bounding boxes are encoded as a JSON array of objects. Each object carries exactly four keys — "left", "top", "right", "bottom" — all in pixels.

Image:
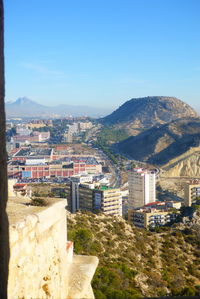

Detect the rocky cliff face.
[
  {"left": 162, "top": 147, "right": 200, "bottom": 177},
  {"left": 113, "top": 118, "right": 200, "bottom": 167},
  {"left": 101, "top": 96, "right": 198, "bottom": 134}
]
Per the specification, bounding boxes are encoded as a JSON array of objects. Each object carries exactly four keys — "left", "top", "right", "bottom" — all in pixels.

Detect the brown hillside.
[
  {"left": 113, "top": 118, "right": 200, "bottom": 166},
  {"left": 101, "top": 96, "right": 198, "bottom": 135}
]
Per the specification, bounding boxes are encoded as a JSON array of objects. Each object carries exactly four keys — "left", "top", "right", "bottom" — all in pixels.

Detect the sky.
[{"left": 4, "top": 0, "right": 200, "bottom": 111}]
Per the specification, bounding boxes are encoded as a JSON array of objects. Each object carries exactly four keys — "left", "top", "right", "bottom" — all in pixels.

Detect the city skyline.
[{"left": 5, "top": 0, "right": 200, "bottom": 112}]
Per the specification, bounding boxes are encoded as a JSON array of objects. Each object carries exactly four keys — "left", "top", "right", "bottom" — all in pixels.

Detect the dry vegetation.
[{"left": 67, "top": 211, "right": 200, "bottom": 299}]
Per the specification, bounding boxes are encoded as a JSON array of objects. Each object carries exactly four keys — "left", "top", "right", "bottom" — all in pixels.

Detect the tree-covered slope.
[{"left": 67, "top": 211, "right": 200, "bottom": 299}]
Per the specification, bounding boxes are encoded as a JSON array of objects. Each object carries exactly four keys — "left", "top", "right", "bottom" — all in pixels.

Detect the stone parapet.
[
  {"left": 68, "top": 255, "right": 99, "bottom": 299},
  {"left": 7, "top": 197, "right": 98, "bottom": 298}
]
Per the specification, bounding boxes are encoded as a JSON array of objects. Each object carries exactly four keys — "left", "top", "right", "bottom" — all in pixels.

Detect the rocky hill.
[
  {"left": 101, "top": 96, "right": 198, "bottom": 134},
  {"left": 67, "top": 211, "right": 200, "bottom": 298},
  {"left": 113, "top": 118, "right": 200, "bottom": 166}
]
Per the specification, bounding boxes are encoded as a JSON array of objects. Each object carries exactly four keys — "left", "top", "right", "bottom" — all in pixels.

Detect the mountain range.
[{"left": 5, "top": 97, "right": 112, "bottom": 118}]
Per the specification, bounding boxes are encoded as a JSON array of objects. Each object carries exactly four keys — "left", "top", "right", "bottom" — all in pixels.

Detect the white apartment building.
[
  {"left": 128, "top": 168, "right": 156, "bottom": 209},
  {"left": 66, "top": 176, "right": 122, "bottom": 216},
  {"left": 16, "top": 126, "right": 32, "bottom": 136}
]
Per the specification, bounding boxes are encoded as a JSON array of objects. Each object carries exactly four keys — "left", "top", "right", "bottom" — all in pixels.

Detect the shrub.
[
  {"left": 181, "top": 286, "right": 196, "bottom": 296},
  {"left": 30, "top": 197, "right": 48, "bottom": 206}
]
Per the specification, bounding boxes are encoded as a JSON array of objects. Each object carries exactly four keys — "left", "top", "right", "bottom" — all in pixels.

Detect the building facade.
[
  {"left": 128, "top": 168, "right": 156, "bottom": 208},
  {"left": 128, "top": 207, "right": 179, "bottom": 229},
  {"left": 8, "top": 147, "right": 101, "bottom": 179},
  {"left": 184, "top": 180, "right": 200, "bottom": 206},
  {"left": 66, "top": 179, "right": 122, "bottom": 216}
]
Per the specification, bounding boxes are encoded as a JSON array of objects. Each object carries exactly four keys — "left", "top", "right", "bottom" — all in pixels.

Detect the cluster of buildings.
[
  {"left": 63, "top": 121, "right": 93, "bottom": 143},
  {"left": 65, "top": 175, "right": 122, "bottom": 216},
  {"left": 8, "top": 147, "right": 102, "bottom": 179},
  {"left": 7, "top": 123, "right": 51, "bottom": 150},
  {"left": 127, "top": 168, "right": 200, "bottom": 229},
  {"left": 26, "top": 119, "right": 53, "bottom": 128},
  {"left": 128, "top": 168, "right": 181, "bottom": 229},
  {"left": 62, "top": 167, "right": 200, "bottom": 225},
  {"left": 12, "top": 131, "right": 50, "bottom": 146},
  {"left": 7, "top": 121, "right": 200, "bottom": 227}
]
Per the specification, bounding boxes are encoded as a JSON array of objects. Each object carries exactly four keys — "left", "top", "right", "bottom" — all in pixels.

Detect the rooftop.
[
  {"left": 94, "top": 185, "right": 119, "bottom": 191},
  {"left": 14, "top": 147, "right": 53, "bottom": 157},
  {"left": 58, "top": 156, "right": 99, "bottom": 165},
  {"left": 144, "top": 201, "right": 163, "bottom": 207}
]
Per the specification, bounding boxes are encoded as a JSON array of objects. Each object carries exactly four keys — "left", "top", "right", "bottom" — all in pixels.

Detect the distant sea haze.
[{"left": 5, "top": 97, "right": 113, "bottom": 118}]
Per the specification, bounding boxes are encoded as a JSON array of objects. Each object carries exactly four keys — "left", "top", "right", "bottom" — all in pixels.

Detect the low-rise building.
[
  {"left": 78, "top": 121, "right": 93, "bottom": 131},
  {"left": 9, "top": 147, "right": 102, "bottom": 179},
  {"left": 12, "top": 131, "right": 50, "bottom": 145},
  {"left": 16, "top": 126, "right": 32, "bottom": 136},
  {"left": 8, "top": 160, "right": 85, "bottom": 179},
  {"left": 128, "top": 208, "right": 179, "bottom": 229},
  {"left": 12, "top": 147, "right": 54, "bottom": 162},
  {"left": 184, "top": 180, "right": 200, "bottom": 206},
  {"left": 66, "top": 178, "right": 122, "bottom": 216},
  {"left": 128, "top": 201, "right": 180, "bottom": 229}
]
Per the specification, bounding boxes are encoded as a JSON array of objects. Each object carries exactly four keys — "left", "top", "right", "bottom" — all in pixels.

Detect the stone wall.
[
  {"left": 7, "top": 197, "right": 98, "bottom": 299},
  {"left": 8, "top": 199, "right": 71, "bottom": 299}
]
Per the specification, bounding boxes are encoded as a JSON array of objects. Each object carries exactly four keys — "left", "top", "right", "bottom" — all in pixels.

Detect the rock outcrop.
[{"left": 162, "top": 147, "right": 200, "bottom": 177}]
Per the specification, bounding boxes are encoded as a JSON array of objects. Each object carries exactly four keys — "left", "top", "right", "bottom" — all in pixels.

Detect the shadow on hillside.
[{"left": 156, "top": 185, "right": 183, "bottom": 202}]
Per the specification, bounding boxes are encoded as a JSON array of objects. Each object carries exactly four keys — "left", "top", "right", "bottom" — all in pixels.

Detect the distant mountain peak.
[
  {"left": 16, "top": 96, "right": 31, "bottom": 101},
  {"left": 14, "top": 97, "right": 40, "bottom": 105},
  {"left": 5, "top": 97, "right": 112, "bottom": 118}
]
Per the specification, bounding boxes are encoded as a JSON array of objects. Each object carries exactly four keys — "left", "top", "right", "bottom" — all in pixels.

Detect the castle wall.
[{"left": 8, "top": 199, "right": 72, "bottom": 299}]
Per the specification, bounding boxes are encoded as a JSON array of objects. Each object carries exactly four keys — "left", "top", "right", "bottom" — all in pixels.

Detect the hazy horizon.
[{"left": 5, "top": 0, "right": 200, "bottom": 112}]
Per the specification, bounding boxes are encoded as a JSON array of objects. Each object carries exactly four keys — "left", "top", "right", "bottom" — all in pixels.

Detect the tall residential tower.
[{"left": 128, "top": 168, "right": 156, "bottom": 209}]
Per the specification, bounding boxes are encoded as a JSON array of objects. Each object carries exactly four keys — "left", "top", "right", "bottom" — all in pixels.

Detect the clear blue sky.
[{"left": 4, "top": 0, "right": 200, "bottom": 111}]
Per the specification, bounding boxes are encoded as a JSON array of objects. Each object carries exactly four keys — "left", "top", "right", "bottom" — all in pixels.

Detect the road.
[{"left": 93, "top": 147, "right": 121, "bottom": 188}]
